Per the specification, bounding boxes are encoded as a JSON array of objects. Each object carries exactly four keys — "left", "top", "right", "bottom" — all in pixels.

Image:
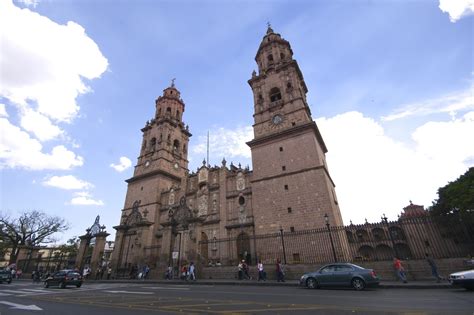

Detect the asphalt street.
[{"left": 0, "top": 281, "right": 472, "bottom": 314}]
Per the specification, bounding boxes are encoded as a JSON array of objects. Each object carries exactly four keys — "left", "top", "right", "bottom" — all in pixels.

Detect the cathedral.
[{"left": 111, "top": 26, "right": 347, "bottom": 273}]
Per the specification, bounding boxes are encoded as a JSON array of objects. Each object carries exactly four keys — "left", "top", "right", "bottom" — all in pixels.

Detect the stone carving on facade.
[
  {"left": 126, "top": 201, "right": 144, "bottom": 226},
  {"left": 198, "top": 167, "right": 208, "bottom": 183},
  {"left": 212, "top": 194, "right": 218, "bottom": 213},
  {"left": 197, "top": 185, "right": 209, "bottom": 216},
  {"left": 169, "top": 188, "right": 175, "bottom": 205},
  {"left": 168, "top": 197, "right": 194, "bottom": 229},
  {"left": 236, "top": 172, "right": 245, "bottom": 191},
  {"left": 238, "top": 204, "right": 246, "bottom": 224}
]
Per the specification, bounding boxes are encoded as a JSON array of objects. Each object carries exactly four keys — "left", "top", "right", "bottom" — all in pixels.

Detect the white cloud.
[
  {"left": 192, "top": 126, "right": 253, "bottom": 162},
  {"left": 20, "top": 108, "right": 63, "bottom": 141},
  {"left": 69, "top": 191, "right": 104, "bottom": 206},
  {"left": 42, "top": 175, "right": 93, "bottom": 190},
  {"left": 0, "top": 0, "right": 107, "bottom": 170},
  {"left": 439, "top": 0, "right": 474, "bottom": 22},
  {"left": 317, "top": 111, "right": 474, "bottom": 224},
  {"left": 0, "top": 104, "right": 8, "bottom": 117},
  {"left": 15, "top": 0, "right": 40, "bottom": 8},
  {"left": 110, "top": 156, "right": 132, "bottom": 172},
  {"left": 0, "top": 117, "right": 84, "bottom": 170},
  {"left": 382, "top": 85, "right": 474, "bottom": 121}
]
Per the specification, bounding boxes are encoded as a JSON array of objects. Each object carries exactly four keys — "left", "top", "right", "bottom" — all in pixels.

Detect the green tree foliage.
[
  {"left": 430, "top": 167, "right": 474, "bottom": 242},
  {"left": 0, "top": 210, "right": 70, "bottom": 264}
]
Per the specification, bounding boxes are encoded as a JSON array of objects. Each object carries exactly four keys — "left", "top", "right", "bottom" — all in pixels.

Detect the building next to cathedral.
[{"left": 110, "top": 26, "right": 349, "bottom": 274}]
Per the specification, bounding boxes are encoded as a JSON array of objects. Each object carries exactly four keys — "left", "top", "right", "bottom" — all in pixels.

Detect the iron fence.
[{"left": 199, "top": 213, "right": 474, "bottom": 266}]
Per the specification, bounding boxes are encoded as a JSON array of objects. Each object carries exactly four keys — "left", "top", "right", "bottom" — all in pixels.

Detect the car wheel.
[
  {"left": 44, "top": 281, "right": 49, "bottom": 288},
  {"left": 58, "top": 281, "right": 66, "bottom": 289},
  {"left": 351, "top": 278, "right": 365, "bottom": 291},
  {"left": 306, "top": 277, "right": 318, "bottom": 289},
  {"left": 76, "top": 283, "right": 82, "bottom": 288}
]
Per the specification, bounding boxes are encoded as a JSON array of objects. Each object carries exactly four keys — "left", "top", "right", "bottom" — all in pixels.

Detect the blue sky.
[{"left": 1, "top": 0, "right": 473, "bottom": 244}]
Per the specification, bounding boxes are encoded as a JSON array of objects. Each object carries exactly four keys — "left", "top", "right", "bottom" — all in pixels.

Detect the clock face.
[
  {"left": 145, "top": 160, "right": 150, "bottom": 167},
  {"left": 174, "top": 163, "right": 179, "bottom": 169},
  {"left": 272, "top": 114, "right": 283, "bottom": 125}
]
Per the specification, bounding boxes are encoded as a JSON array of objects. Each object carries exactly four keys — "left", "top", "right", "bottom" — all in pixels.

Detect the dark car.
[
  {"left": 300, "top": 263, "right": 379, "bottom": 290},
  {"left": 44, "top": 269, "right": 83, "bottom": 289},
  {"left": 0, "top": 269, "right": 12, "bottom": 284}
]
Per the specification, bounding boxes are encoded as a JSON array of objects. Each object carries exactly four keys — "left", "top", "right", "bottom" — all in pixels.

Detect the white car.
[{"left": 449, "top": 269, "right": 474, "bottom": 290}]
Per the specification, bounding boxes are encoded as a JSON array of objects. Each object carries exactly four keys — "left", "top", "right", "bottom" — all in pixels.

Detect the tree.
[
  {"left": 0, "top": 210, "right": 70, "bottom": 264},
  {"left": 429, "top": 167, "right": 474, "bottom": 242}
]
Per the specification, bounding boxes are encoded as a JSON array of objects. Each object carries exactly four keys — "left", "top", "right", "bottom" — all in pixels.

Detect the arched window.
[
  {"left": 280, "top": 53, "right": 285, "bottom": 60},
  {"left": 150, "top": 137, "right": 156, "bottom": 150},
  {"left": 269, "top": 87, "right": 282, "bottom": 102},
  {"left": 173, "top": 139, "right": 180, "bottom": 152},
  {"left": 176, "top": 110, "right": 180, "bottom": 119},
  {"left": 267, "top": 54, "right": 274, "bottom": 63},
  {"left": 166, "top": 107, "right": 171, "bottom": 116},
  {"left": 183, "top": 144, "right": 187, "bottom": 153},
  {"left": 238, "top": 196, "right": 245, "bottom": 206}
]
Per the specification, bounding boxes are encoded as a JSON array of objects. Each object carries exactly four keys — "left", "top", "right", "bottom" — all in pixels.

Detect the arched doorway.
[
  {"left": 200, "top": 232, "right": 209, "bottom": 263},
  {"left": 236, "top": 232, "right": 251, "bottom": 263}
]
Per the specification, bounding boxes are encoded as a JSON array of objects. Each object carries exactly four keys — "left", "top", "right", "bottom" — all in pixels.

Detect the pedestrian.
[
  {"left": 276, "top": 259, "right": 285, "bottom": 282},
  {"left": 257, "top": 260, "right": 266, "bottom": 281},
  {"left": 16, "top": 269, "right": 22, "bottom": 279},
  {"left": 181, "top": 264, "right": 188, "bottom": 281},
  {"left": 166, "top": 265, "right": 173, "bottom": 280},
  {"left": 425, "top": 253, "right": 442, "bottom": 283},
  {"left": 95, "top": 267, "right": 101, "bottom": 280},
  {"left": 237, "top": 261, "right": 243, "bottom": 280},
  {"left": 188, "top": 262, "right": 196, "bottom": 281},
  {"left": 242, "top": 260, "right": 251, "bottom": 280},
  {"left": 107, "top": 267, "right": 112, "bottom": 280},
  {"left": 142, "top": 265, "right": 150, "bottom": 280},
  {"left": 393, "top": 257, "right": 408, "bottom": 283}
]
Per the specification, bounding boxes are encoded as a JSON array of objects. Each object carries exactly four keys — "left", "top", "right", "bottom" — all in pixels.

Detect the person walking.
[
  {"left": 242, "top": 260, "right": 251, "bottom": 280},
  {"left": 107, "top": 267, "right": 112, "bottom": 280},
  {"left": 166, "top": 265, "right": 173, "bottom": 280},
  {"left": 188, "top": 262, "right": 196, "bottom": 281},
  {"left": 393, "top": 257, "right": 407, "bottom": 283},
  {"left": 257, "top": 260, "right": 265, "bottom": 281},
  {"left": 425, "top": 253, "right": 442, "bottom": 283},
  {"left": 237, "top": 261, "right": 244, "bottom": 280},
  {"left": 276, "top": 259, "right": 285, "bottom": 282}
]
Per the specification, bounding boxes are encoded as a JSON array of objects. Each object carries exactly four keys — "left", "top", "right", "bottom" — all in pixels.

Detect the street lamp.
[
  {"left": 381, "top": 214, "right": 399, "bottom": 258},
  {"left": 279, "top": 225, "right": 287, "bottom": 264},
  {"left": 324, "top": 214, "right": 337, "bottom": 262}
]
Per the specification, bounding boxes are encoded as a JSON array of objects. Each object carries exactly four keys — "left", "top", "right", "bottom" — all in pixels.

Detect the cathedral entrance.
[{"left": 237, "top": 232, "right": 251, "bottom": 263}]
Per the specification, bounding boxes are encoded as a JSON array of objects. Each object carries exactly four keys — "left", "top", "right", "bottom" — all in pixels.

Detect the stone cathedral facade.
[{"left": 111, "top": 27, "right": 348, "bottom": 273}]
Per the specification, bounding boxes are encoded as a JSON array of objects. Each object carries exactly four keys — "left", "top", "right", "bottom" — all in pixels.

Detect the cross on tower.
[{"left": 171, "top": 78, "right": 176, "bottom": 87}]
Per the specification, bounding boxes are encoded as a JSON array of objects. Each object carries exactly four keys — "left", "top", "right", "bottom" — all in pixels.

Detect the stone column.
[
  {"left": 76, "top": 234, "right": 91, "bottom": 271},
  {"left": 90, "top": 232, "right": 110, "bottom": 275}
]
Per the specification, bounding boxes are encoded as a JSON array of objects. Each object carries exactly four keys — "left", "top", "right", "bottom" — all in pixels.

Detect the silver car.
[
  {"left": 449, "top": 269, "right": 474, "bottom": 291},
  {"left": 300, "top": 263, "right": 379, "bottom": 291}
]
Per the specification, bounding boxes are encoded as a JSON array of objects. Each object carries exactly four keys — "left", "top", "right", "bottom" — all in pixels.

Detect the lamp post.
[
  {"left": 279, "top": 226, "right": 287, "bottom": 264},
  {"left": 324, "top": 214, "right": 337, "bottom": 262},
  {"left": 382, "top": 214, "right": 399, "bottom": 258}
]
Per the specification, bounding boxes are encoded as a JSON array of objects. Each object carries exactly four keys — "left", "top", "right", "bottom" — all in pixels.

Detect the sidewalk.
[{"left": 83, "top": 278, "right": 452, "bottom": 289}]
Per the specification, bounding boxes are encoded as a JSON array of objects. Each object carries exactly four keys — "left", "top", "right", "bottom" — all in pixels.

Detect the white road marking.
[
  {"left": 0, "top": 301, "right": 42, "bottom": 311},
  {"left": 143, "top": 286, "right": 190, "bottom": 290},
  {"left": 105, "top": 290, "right": 153, "bottom": 295}
]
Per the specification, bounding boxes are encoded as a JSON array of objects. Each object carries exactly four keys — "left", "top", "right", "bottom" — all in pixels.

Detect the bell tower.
[
  {"left": 247, "top": 26, "right": 344, "bottom": 233},
  {"left": 112, "top": 81, "right": 191, "bottom": 271}
]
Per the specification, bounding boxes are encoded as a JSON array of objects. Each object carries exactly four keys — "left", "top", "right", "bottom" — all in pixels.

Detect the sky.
[{"left": 1, "top": 0, "right": 473, "bottom": 245}]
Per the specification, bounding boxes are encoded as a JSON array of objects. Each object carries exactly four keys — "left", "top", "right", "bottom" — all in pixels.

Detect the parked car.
[
  {"left": 300, "top": 263, "right": 379, "bottom": 291},
  {"left": 0, "top": 269, "right": 12, "bottom": 284},
  {"left": 449, "top": 269, "right": 474, "bottom": 291},
  {"left": 44, "top": 269, "right": 83, "bottom": 289}
]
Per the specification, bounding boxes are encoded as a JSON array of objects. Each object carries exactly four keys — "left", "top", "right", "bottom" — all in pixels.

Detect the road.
[{"left": 0, "top": 281, "right": 472, "bottom": 314}]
